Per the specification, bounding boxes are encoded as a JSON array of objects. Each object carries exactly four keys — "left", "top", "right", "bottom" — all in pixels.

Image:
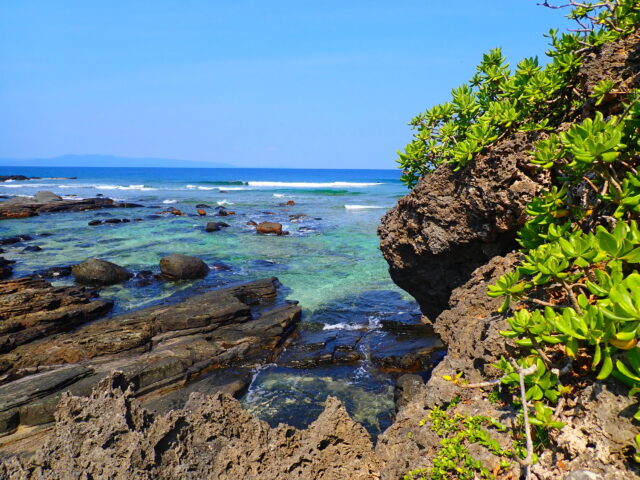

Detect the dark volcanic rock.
[
  {"left": 21, "top": 246, "right": 42, "bottom": 253},
  {"left": 0, "top": 258, "right": 14, "bottom": 280},
  {"left": 0, "top": 235, "right": 32, "bottom": 246},
  {"left": 0, "top": 176, "right": 29, "bottom": 182},
  {"left": 160, "top": 254, "right": 209, "bottom": 280},
  {"left": 205, "top": 221, "right": 230, "bottom": 232},
  {"left": 34, "top": 266, "right": 72, "bottom": 279},
  {"left": 72, "top": 258, "right": 132, "bottom": 286},
  {"left": 378, "top": 133, "right": 548, "bottom": 319}
]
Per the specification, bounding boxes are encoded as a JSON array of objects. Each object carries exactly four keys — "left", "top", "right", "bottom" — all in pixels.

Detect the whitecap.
[
  {"left": 96, "top": 184, "right": 157, "bottom": 191},
  {"left": 273, "top": 193, "right": 287, "bottom": 198},
  {"left": 248, "top": 181, "right": 382, "bottom": 188},
  {"left": 162, "top": 199, "right": 177, "bottom": 204},
  {"left": 197, "top": 186, "right": 216, "bottom": 190},
  {"left": 217, "top": 200, "right": 234, "bottom": 206}
]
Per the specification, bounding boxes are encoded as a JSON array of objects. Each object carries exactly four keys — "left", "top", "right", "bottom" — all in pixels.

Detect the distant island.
[{"left": 0, "top": 154, "right": 237, "bottom": 169}]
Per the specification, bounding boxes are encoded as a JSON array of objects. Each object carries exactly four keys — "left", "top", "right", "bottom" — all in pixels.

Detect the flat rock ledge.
[
  {"left": 0, "top": 276, "right": 301, "bottom": 453},
  {"left": 0, "top": 194, "right": 141, "bottom": 220}
]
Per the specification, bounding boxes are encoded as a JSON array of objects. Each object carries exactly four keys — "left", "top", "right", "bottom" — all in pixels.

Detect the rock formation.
[
  {"left": 0, "top": 277, "right": 300, "bottom": 448},
  {"left": 0, "top": 192, "right": 142, "bottom": 220}
]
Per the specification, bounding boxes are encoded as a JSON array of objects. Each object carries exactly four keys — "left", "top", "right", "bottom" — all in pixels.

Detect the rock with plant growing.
[{"left": 380, "top": 1, "right": 640, "bottom": 479}]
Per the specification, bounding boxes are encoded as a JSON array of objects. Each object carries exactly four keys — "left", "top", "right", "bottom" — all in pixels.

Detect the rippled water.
[{"left": 0, "top": 166, "right": 434, "bottom": 436}]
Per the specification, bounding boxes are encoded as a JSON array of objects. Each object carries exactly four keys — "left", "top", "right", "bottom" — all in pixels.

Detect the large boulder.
[
  {"left": 159, "top": 254, "right": 209, "bottom": 280},
  {"left": 378, "top": 132, "right": 548, "bottom": 319},
  {"left": 72, "top": 258, "right": 132, "bottom": 286}
]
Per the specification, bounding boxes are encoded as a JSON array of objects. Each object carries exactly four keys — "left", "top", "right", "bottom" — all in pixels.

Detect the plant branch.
[{"left": 510, "top": 359, "right": 534, "bottom": 480}]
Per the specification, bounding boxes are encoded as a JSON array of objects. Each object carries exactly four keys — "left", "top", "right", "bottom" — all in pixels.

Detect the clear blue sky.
[{"left": 0, "top": 1, "right": 572, "bottom": 169}]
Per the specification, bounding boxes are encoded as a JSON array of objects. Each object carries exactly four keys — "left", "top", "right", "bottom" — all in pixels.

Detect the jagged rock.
[
  {"left": 72, "top": 258, "right": 132, "bottom": 286},
  {"left": 160, "top": 254, "right": 209, "bottom": 280},
  {"left": 378, "top": 134, "right": 548, "bottom": 319},
  {"left": 0, "top": 372, "right": 382, "bottom": 479},
  {"left": 429, "top": 252, "right": 521, "bottom": 382}
]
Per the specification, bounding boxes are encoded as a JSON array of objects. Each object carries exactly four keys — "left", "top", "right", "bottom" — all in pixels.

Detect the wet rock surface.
[{"left": 71, "top": 258, "right": 132, "bottom": 286}]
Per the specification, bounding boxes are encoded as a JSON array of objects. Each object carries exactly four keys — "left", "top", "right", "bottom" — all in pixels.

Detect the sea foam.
[{"left": 247, "top": 181, "right": 382, "bottom": 188}]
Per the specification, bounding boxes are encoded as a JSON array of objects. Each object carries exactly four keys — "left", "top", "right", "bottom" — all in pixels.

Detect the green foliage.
[
  {"left": 401, "top": 1, "right": 640, "bottom": 474},
  {"left": 404, "top": 406, "right": 516, "bottom": 480},
  {"left": 396, "top": 1, "right": 639, "bottom": 187}
]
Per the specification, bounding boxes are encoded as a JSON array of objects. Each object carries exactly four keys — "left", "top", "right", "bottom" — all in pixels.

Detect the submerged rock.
[
  {"left": 0, "top": 258, "right": 14, "bottom": 280},
  {"left": 72, "top": 258, "right": 132, "bottom": 286},
  {"left": 205, "top": 221, "right": 230, "bottom": 232},
  {"left": 160, "top": 254, "right": 209, "bottom": 280}
]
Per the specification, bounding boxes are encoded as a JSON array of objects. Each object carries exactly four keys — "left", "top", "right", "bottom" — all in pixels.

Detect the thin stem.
[
  {"left": 510, "top": 359, "right": 534, "bottom": 480},
  {"left": 562, "top": 280, "right": 583, "bottom": 314}
]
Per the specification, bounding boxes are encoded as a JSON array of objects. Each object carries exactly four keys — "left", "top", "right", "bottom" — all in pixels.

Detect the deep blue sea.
[{"left": 0, "top": 166, "right": 427, "bottom": 435}]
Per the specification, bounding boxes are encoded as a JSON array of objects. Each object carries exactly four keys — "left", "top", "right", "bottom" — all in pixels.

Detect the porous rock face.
[
  {"left": 378, "top": 133, "right": 548, "bottom": 319},
  {"left": 0, "top": 372, "right": 382, "bottom": 480},
  {"left": 377, "top": 254, "right": 640, "bottom": 479}
]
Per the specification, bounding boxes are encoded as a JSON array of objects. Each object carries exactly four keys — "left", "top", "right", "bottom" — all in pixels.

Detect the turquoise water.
[{"left": 0, "top": 166, "right": 425, "bottom": 436}]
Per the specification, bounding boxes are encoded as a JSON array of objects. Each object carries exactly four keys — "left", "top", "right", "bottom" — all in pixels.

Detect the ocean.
[{"left": 0, "top": 166, "right": 433, "bottom": 436}]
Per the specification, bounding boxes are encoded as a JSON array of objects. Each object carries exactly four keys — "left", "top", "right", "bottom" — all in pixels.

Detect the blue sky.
[{"left": 0, "top": 1, "right": 573, "bottom": 169}]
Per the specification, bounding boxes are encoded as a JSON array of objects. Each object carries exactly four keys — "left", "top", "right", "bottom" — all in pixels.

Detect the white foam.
[
  {"left": 273, "top": 193, "right": 287, "bottom": 198},
  {"left": 162, "top": 199, "right": 177, "bottom": 204},
  {"left": 322, "top": 323, "right": 368, "bottom": 331},
  {"left": 247, "top": 181, "right": 382, "bottom": 188},
  {"left": 344, "top": 205, "right": 385, "bottom": 210},
  {"left": 0, "top": 183, "right": 54, "bottom": 188},
  {"left": 217, "top": 200, "right": 234, "bottom": 206},
  {"left": 219, "top": 187, "right": 249, "bottom": 191},
  {"left": 96, "top": 184, "right": 156, "bottom": 191}
]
